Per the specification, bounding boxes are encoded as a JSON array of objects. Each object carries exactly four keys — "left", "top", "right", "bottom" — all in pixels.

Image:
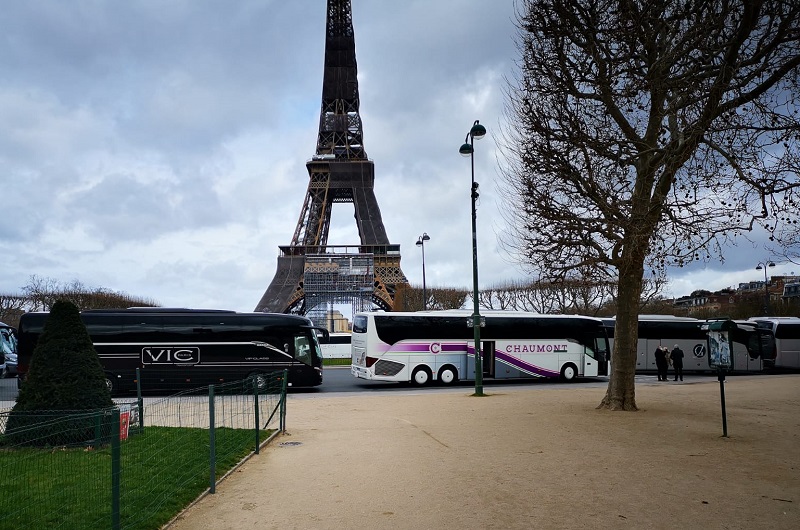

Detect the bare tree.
[
  {"left": 21, "top": 275, "right": 61, "bottom": 312},
  {"left": 481, "top": 268, "right": 666, "bottom": 316},
  {"left": 393, "top": 284, "right": 426, "bottom": 311},
  {"left": 19, "top": 275, "right": 159, "bottom": 312},
  {"left": 0, "top": 293, "right": 27, "bottom": 328},
  {"left": 500, "top": 1, "right": 800, "bottom": 410},
  {"left": 392, "top": 284, "right": 469, "bottom": 311},
  {"left": 429, "top": 287, "right": 470, "bottom": 311}
]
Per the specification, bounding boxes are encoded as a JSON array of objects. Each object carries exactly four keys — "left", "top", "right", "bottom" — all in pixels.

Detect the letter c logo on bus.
[
  {"left": 430, "top": 342, "right": 441, "bottom": 354},
  {"left": 142, "top": 347, "right": 200, "bottom": 365}
]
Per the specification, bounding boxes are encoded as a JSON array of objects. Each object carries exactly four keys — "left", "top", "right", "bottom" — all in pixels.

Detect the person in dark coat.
[
  {"left": 671, "top": 344, "right": 685, "bottom": 381},
  {"left": 654, "top": 345, "right": 669, "bottom": 381}
]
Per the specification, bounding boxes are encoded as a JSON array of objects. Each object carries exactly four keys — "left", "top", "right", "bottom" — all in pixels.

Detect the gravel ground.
[{"left": 167, "top": 374, "right": 800, "bottom": 530}]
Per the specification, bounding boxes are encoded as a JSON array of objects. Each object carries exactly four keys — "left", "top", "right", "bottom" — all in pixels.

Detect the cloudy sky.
[{"left": 1, "top": 1, "right": 797, "bottom": 314}]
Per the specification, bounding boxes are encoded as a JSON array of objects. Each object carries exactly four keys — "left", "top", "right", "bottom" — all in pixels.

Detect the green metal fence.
[{"left": 0, "top": 370, "right": 287, "bottom": 529}]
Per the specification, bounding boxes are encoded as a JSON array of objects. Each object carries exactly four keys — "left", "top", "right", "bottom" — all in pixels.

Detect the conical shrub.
[{"left": 4, "top": 300, "right": 115, "bottom": 446}]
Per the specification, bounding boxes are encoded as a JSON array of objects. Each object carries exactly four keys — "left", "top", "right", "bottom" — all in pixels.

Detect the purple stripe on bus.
[
  {"left": 466, "top": 345, "right": 560, "bottom": 377},
  {"left": 389, "top": 343, "right": 469, "bottom": 353},
  {"left": 495, "top": 350, "right": 560, "bottom": 376},
  {"left": 397, "top": 344, "right": 432, "bottom": 352}
]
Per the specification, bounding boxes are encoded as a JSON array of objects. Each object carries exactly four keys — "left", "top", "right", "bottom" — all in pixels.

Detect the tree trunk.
[{"left": 598, "top": 257, "right": 645, "bottom": 411}]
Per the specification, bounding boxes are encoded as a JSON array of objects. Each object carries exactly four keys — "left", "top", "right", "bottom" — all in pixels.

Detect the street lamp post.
[
  {"left": 755, "top": 260, "right": 776, "bottom": 316},
  {"left": 416, "top": 232, "right": 430, "bottom": 310},
  {"left": 460, "top": 119, "right": 486, "bottom": 396}
]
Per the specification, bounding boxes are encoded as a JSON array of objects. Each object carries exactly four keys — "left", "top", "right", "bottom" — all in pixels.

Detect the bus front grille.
[{"left": 374, "top": 359, "right": 404, "bottom": 376}]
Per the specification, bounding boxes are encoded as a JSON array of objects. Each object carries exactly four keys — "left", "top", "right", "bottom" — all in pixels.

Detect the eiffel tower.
[{"left": 255, "top": 0, "right": 408, "bottom": 314}]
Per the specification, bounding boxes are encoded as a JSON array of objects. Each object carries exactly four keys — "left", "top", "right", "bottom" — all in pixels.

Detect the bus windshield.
[
  {"left": 0, "top": 326, "right": 16, "bottom": 355},
  {"left": 295, "top": 332, "right": 322, "bottom": 365}
]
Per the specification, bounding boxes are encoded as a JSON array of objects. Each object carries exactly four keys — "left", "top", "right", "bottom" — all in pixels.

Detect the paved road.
[
  {"left": 308, "top": 364, "right": 715, "bottom": 397},
  {"left": 0, "top": 366, "right": 741, "bottom": 406}
]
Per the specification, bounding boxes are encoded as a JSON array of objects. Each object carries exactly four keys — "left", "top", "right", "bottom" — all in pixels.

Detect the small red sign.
[{"left": 119, "top": 410, "right": 131, "bottom": 441}]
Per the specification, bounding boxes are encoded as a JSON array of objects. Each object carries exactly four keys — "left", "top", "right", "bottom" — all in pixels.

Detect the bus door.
[
  {"left": 483, "top": 341, "right": 495, "bottom": 378},
  {"left": 730, "top": 339, "right": 755, "bottom": 372},
  {"left": 467, "top": 339, "right": 493, "bottom": 379},
  {"left": 595, "top": 337, "right": 609, "bottom": 376},
  {"left": 638, "top": 339, "right": 661, "bottom": 371},
  {"left": 757, "top": 329, "right": 776, "bottom": 368},
  {"left": 732, "top": 327, "right": 772, "bottom": 372}
]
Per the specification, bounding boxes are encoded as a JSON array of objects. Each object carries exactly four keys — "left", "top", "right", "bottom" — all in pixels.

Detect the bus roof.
[
  {"left": 357, "top": 310, "right": 603, "bottom": 321},
  {"left": 83, "top": 307, "right": 237, "bottom": 313},
  {"left": 747, "top": 316, "right": 800, "bottom": 322},
  {"left": 18, "top": 309, "right": 316, "bottom": 327},
  {"left": 606, "top": 315, "right": 700, "bottom": 322}
]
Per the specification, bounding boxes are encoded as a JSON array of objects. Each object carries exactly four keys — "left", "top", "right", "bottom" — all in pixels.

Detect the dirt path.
[{"left": 168, "top": 375, "right": 800, "bottom": 529}]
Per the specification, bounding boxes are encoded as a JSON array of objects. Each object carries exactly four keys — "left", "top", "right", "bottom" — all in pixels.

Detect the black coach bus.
[{"left": 17, "top": 308, "right": 326, "bottom": 394}]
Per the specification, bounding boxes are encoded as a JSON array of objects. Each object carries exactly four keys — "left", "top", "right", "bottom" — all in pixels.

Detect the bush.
[{"left": 4, "top": 300, "right": 114, "bottom": 446}]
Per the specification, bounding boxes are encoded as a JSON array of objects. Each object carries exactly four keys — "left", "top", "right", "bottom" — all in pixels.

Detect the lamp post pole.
[
  {"left": 416, "top": 233, "right": 430, "bottom": 310},
  {"left": 756, "top": 260, "right": 776, "bottom": 316},
  {"left": 460, "top": 120, "right": 486, "bottom": 396}
]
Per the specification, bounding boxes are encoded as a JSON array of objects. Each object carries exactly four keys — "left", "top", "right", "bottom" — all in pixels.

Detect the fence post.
[
  {"left": 136, "top": 367, "right": 144, "bottom": 435},
  {"left": 253, "top": 375, "right": 260, "bottom": 454},
  {"left": 111, "top": 408, "right": 121, "bottom": 530},
  {"left": 94, "top": 411, "right": 102, "bottom": 447},
  {"left": 280, "top": 369, "right": 288, "bottom": 431},
  {"left": 209, "top": 384, "right": 216, "bottom": 494}
]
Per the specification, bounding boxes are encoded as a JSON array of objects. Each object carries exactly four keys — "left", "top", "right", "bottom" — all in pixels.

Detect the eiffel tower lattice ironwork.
[{"left": 255, "top": 0, "right": 408, "bottom": 314}]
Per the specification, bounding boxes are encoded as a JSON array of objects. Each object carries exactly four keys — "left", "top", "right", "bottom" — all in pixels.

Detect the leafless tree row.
[
  {"left": 0, "top": 275, "right": 159, "bottom": 328},
  {"left": 397, "top": 274, "right": 672, "bottom": 316},
  {"left": 393, "top": 285, "right": 470, "bottom": 312}
]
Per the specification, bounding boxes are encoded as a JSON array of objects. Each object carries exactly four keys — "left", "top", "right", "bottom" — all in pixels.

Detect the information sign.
[{"left": 707, "top": 320, "right": 735, "bottom": 371}]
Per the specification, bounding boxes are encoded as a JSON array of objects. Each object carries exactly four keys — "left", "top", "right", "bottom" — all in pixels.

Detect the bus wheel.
[
  {"left": 104, "top": 376, "right": 114, "bottom": 394},
  {"left": 560, "top": 363, "right": 578, "bottom": 382},
  {"left": 411, "top": 366, "right": 432, "bottom": 386},
  {"left": 249, "top": 372, "right": 268, "bottom": 390},
  {"left": 438, "top": 365, "right": 458, "bottom": 386}
]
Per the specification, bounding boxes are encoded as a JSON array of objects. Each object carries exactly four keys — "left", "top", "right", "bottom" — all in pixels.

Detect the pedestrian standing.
[
  {"left": 671, "top": 344, "right": 685, "bottom": 381},
  {"left": 654, "top": 345, "right": 669, "bottom": 381}
]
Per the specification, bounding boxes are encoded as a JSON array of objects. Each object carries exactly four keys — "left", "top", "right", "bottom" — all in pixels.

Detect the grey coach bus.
[{"left": 603, "top": 315, "right": 775, "bottom": 374}]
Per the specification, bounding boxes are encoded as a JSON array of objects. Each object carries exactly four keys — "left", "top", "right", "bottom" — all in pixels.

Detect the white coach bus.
[
  {"left": 320, "top": 332, "right": 352, "bottom": 359},
  {"left": 748, "top": 317, "right": 800, "bottom": 369},
  {"left": 602, "top": 315, "right": 775, "bottom": 373},
  {"left": 350, "top": 310, "right": 609, "bottom": 386}
]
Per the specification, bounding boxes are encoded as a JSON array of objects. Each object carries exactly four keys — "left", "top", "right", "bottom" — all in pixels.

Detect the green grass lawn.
[
  {"left": 0, "top": 426, "right": 272, "bottom": 530},
  {"left": 323, "top": 358, "right": 350, "bottom": 366}
]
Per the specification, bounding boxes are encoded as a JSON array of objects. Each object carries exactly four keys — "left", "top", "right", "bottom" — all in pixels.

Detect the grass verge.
[
  {"left": 0, "top": 426, "right": 272, "bottom": 530},
  {"left": 323, "top": 358, "right": 350, "bottom": 366}
]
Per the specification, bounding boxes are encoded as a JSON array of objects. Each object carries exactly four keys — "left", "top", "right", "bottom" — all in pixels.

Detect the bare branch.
[{"left": 501, "top": 0, "right": 800, "bottom": 410}]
